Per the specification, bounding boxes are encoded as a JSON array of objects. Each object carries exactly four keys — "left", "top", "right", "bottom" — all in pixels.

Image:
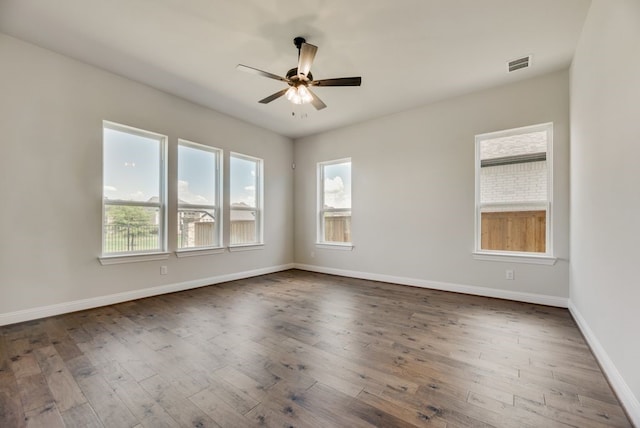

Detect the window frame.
[
  {"left": 317, "top": 158, "right": 353, "bottom": 248},
  {"left": 473, "top": 123, "right": 556, "bottom": 265},
  {"left": 176, "top": 139, "right": 223, "bottom": 254},
  {"left": 229, "top": 152, "right": 263, "bottom": 248},
  {"left": 100, "top": 121, "right": 168, "bottom": 262}
]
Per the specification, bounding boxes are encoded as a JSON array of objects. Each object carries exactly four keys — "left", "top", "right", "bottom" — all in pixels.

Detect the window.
[
  {"left": 318, "top": 159, "right": 352, "bottom": 244},
  {"left": 102, "top": 122, "right": 166, "bottom": 255},
  {"left": 229, "top": 153, "right": 263, "bottom": 246},
  {"left": 178, "top": 140, "right": 222, "bottom": 250},
  {"left": 475, "top": 123, "right": 552, "bottom": 258}
]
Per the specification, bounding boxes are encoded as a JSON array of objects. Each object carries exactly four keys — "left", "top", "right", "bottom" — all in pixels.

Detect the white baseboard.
[
  {"left": 293, "top": 264, "right": 568, "bottom": 308},
  {"left": 0, "top": 263, "right": 295, "bottom": 326},
  {"left": 569, "top": 301, "right": 640, "bottom": 427}
]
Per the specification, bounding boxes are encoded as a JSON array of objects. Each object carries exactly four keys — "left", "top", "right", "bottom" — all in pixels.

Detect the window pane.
[
  {"left": 103, "top": 205, "right": 160, "bottom": 253},
  {"left": 477, "top": 125, "right": 550, "bottom": 254},
  {"left": 323, "top": 211, "right": 351, "bottom": 243},
  {"left": 318, "top": 159, "right": 352, "bottom": 244},
  {"left": 230, "top": 156, "right": 257, "bottom": 208},
  {"left": 480, "top": 130, "right": 547, "bottom": 160},
  {"left": 479, "top": 131, "right": 547, "bottom": 204},
  {"left": 177, "top": 142, "right": 220, "bottom": 249},
  {"left": 178, "top": 209, "right": 217, "bottom": 248},
  {"left": 480, "top": 208, "right": 546, "bottom": 253},
  {"left": 230, "top": 153, "right": 262, "bottom": 245},
  {"left": 480, "top": 161, "right": 547, "bottom": 204},
  {"left": 103, "top": 127, "right": 160, "bottom": 203},
  {"left": 102, "top": 123, "right": 166, "bottom": 256},
  {"left": 323, "top": 162, "right": 351, "bottom": 209},
  {"left": 230, "top": 209, "right": 256, "bottom": 245},
  {"left": 178, "top": 144, "right": 217, "bottom": 205}
]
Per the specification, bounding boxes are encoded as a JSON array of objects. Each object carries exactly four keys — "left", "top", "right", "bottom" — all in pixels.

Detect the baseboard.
[
  {"left": 569, "top": 301, "right": 640, "bottom": 427},
  {"left": 0, "top": 263, "right": 295, "bottom": 326},
  {"left": 293, "top": 263, "right": 569, "bottom": 308}
]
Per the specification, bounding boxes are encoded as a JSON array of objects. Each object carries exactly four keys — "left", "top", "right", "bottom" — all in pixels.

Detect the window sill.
[
  {"left": 316, "top": 243, "right": 354, "bottom": 251},
  {"left": 228, "top": 243, "right": 264, "bottom": 252},
  {"left": 175, "top": 247, "right": 226, "bottom": 258},
  {"left": 99, "top": 252, "right": 170, "bottom": 265},
  {"left": 472, "top": 251, "right": 557, "bottom": 265}
]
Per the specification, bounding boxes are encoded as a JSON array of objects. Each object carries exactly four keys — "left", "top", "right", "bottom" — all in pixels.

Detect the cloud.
[
  {"left": 178, "top": 180, "right": 209, "bottom": 204},
  {"left": 244, "top": 185, "right": 255, "bottom": 192},
  {"left": 178, "top": 180, "right": 190, "bottom": 193},
  {"left": 324, "top": 176, "right": 344, "bottom": 193},
  {"left": 324, "top": 176, "right": 350, "bottom": 208},
  {"left": 104, "top": 185, "right": 117, "bottom": 192},
  {"left": 129, "top": 191, "right": 146, "bottom": 201}
]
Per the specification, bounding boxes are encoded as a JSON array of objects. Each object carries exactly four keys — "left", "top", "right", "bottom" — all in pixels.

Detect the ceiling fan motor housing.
[
  {"left": 293, "top": 37, "right": 306, "bottom": 49},
  {"left": 286, "top": 68, "right": 313, "bottom": 85}
]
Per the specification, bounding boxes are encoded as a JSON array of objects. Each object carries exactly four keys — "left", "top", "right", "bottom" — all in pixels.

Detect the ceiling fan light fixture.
[
  {"left": 285, "top": 86, "right": 312, "bottom": 105},
  {"left": 297, "top": 86, "right": 313, "bottom": 104},
  {"left": 285, "top": 86, "right": 301, "bottom": 104}
]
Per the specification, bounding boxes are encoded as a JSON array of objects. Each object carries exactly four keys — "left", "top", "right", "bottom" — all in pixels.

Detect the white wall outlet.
[
  {"left": 505, "top": 269, "right": 514, "bottom": 280},
  {"left": 310, "top": 251, "right": 315, "bottom": 258},
  {"left": 160, "top": 266, "right": 168, "bottom": 275}
]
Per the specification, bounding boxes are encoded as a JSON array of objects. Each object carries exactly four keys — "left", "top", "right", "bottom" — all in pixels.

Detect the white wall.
[
  {"left": 0, "top": 34, "right": 294, "bottom": 321},
  {"left": 570, "top": 0, "right": 640, "bottom": 423},
  {"left": 294, "top": 70, "right": 570, "bottom": 301}
]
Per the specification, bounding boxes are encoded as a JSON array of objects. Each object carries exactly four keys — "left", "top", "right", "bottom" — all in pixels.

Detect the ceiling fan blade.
[
  {"left": 237, "top": 64, "right": 288, "bottom": 82},
  {"left": 307, "top": 88, "right": 327, "bottom": 110},
  {"left": 258, "top": 88, "right": 289, "bottom": 104},
  {"left": 311, "top": 77, "right": 362, "bottom": 87},
  {"left": 298, "top": 43, "right": 318, "bottom": 77}
]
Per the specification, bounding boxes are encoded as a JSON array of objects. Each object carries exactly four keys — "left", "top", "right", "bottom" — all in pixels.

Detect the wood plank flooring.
[{"left": 0, "top": 270, "right": 633, "bottom": 427}]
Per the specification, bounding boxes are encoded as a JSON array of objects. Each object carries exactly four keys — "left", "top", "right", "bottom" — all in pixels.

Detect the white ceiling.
[{"left": 0, "top": 0, "right": 591, "bottom": 139}]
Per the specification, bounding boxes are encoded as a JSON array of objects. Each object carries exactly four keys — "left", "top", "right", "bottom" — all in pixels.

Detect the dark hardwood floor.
[{"left": 0, "top": 270, "right": 632, "bottom": 427}]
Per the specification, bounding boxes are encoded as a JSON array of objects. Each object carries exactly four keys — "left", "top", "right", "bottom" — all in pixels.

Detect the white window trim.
[
  {"left": 175, "top": 247, "right": 226, "bottom": 258},
  {"left": 229, "top": 152, "right": 264, "bottom": 247},
  {"left": 474, "top": 122, "right": 554, "bottom": 263},
  {"left": 315, "top": 243, "right": 354, "bottom": 251},
  {"left": 177, "top": 139, "right": 223, "bottom": 251},
  {"left": 228, "top": 243, "right": 265, "bottom": 252},
  {"left": 99, "top": 252, "right": 170, "bottom": 265},
  {"left": 101, "top": 121, "right": 167, "bottom": 260},
  {"left": 472, "top": 252, "right": 556, "bottom": 265},
  {"left": 317, "top": 157, "right": 352, "bottom": 245}
]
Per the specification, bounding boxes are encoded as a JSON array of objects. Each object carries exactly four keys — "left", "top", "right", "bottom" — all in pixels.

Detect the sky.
[
  {"left": 103, "top": 127, "right": 160, "bottom": 202},
  {"left": 103, "top": 127, "right": 258, "bottom": 207},
  {"left": 178, "top": 143, "right": 216, "bottom": 205},
  {"left": 323, "top": 161, "right": 351, "bottom": 209},
  {"left": 230, "top": 155, "right": 257, "bottom": 207}
]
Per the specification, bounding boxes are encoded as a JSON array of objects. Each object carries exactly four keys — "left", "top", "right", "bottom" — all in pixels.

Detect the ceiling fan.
[{"left": 237, "top": 37, "right": 362, "bottom": 110}]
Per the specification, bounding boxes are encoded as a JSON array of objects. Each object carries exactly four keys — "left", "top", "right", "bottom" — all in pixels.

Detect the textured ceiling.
[{"left": 0, "top": 0, "right": 591, "bottom": 138}]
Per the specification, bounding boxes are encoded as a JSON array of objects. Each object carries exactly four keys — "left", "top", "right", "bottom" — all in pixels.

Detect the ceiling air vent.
[{"left": 508, "top": 55, "right": 531, "bottom": 72}]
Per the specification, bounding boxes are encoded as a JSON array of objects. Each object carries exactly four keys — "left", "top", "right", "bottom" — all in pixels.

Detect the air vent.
[{"left": 508, "top": 55, "right": 531, "bottom": 72}]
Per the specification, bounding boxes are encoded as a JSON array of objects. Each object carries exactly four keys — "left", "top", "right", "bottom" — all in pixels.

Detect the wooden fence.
[
  {"left": 481, "top": 210, "right": 546, "bottom": 253},
  {"left": 181, "top": 220, "right": 255, "bottom": 246},
  {"left": 324, "top": 216, "right": 351, "bottom": 243},
  {"left": 230, "top": 220, "right": 256, "bottom": 244}
]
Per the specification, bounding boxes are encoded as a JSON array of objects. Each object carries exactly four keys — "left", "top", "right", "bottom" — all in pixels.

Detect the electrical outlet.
[
  {"left": 310, "top": 251, "right": 315, "bottom": 258},
  {"left": 505, "top": 269, "right": 514, "bottom": 280},
  {"left": 160, "top": 266, "right": 168, "bottom": 275}
]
